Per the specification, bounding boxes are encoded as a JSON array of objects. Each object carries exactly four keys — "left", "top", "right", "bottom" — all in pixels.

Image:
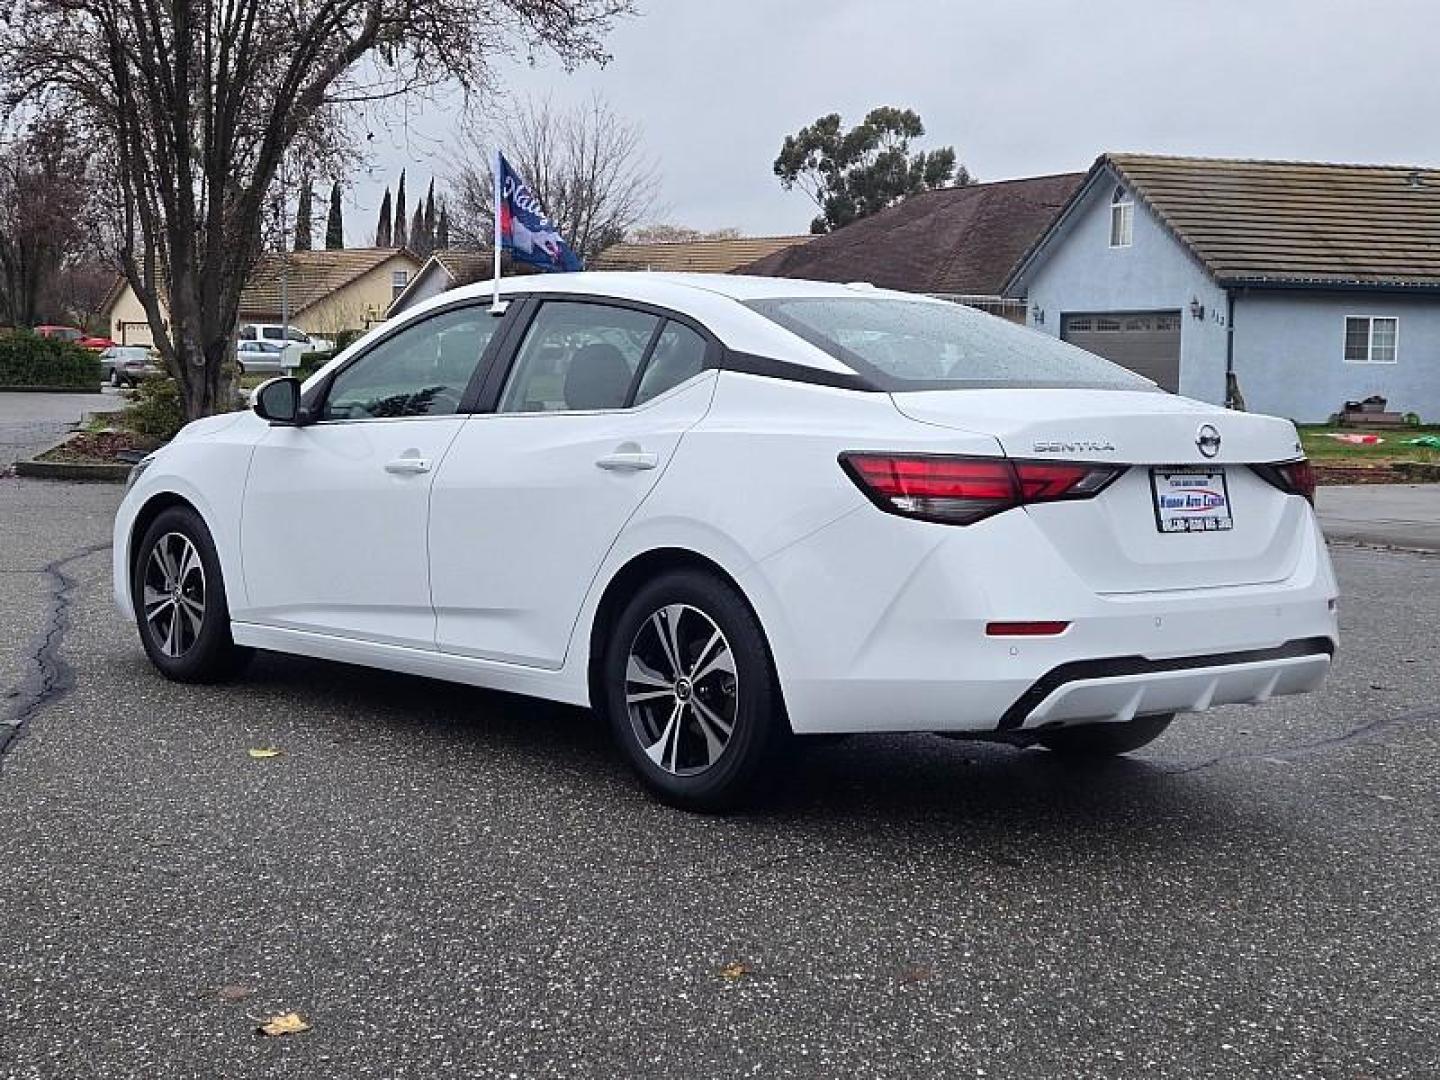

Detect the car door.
[
  {"left": 428, "top": 298, "right": 716, "bottom": 669},
  {"left": 239, "top": 303, "right": 507, "bottom": 649}
]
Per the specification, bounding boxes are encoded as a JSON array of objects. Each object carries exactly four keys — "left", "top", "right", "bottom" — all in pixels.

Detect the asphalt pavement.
[
  {"left": 0, "top": 389, "right": 118, "bottom": 470},
  {"left": 1315, "top": 484, "right": 1440, "bottom": 553},
  {"left": 1, "top": 470, "right": 1438, "bottom": 1077}
]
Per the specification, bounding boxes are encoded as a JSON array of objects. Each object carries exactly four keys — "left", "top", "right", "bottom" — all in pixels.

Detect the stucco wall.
[
  {"left": 107, "top": 285, "right": 160, "bottom": 346},
  {"left": 1018, "top": 170, "right": 1230, "bottom": 405},
  {"left": 1234, "top": 290, "right": 1440, "bottom": 422},
  {"left": 291, "top": 254, "right": 420, "bottom": 335}
]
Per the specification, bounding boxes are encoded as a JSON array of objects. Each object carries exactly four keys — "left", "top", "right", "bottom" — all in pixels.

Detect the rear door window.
[{"left": 498, "top": 301, "right": 660, "bottom": 413}]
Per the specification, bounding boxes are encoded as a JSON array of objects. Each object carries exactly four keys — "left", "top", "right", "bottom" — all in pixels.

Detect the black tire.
[
  {"left": 1034, "top": 714, "right": 1173, "bottom": 758},
  {"left": 601, "top": 570, "right": 787, "bottom": 811},
  {"left": 131, "top": 505, "right": 252, "bottom": 682}
]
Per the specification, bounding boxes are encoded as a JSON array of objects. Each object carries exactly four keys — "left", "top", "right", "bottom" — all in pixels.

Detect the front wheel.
[
  {"left": 131, "top": 505, "right": 251, "bottom": 682},
  {"left": 1034, "top": 714, "right": 1173, "bottom": 758},
  {"left": 601, "top": 570, "right": 787, "bottom": 811}
]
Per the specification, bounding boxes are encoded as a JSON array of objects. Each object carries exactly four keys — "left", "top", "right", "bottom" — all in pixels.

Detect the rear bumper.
[
  {"left": 999, "top": 638, "right": 1333, "bottom": 732},
  {"left": 741, "top": 500, "right": 1339, "bottom": 735}
]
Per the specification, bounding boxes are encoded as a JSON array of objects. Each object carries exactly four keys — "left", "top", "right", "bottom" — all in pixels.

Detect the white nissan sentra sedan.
[{"left": 113, "top": 273, "right": 1338, "bottom": 809}]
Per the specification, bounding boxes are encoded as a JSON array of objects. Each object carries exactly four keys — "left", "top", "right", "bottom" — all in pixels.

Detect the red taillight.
[
  {"left": 1252, "top": 458, "right": 1316, "bottom": 505},
  {"left": 986, "top": 621, "right": 1071, "bottom": 636},
  {"left": 840, "top": 453, "right": 1123, "bottom": 525}
]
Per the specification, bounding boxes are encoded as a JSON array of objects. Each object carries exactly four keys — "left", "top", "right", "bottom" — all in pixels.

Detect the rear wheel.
[
  {"left": 1034, "top": 715, "right": 1173, "bottom": 758},
  {"left": 601, "top": 570, "right": 787, "bottom": 811},
  {"left": 132, "top": 506, "right": 251, "bottom": 682}
]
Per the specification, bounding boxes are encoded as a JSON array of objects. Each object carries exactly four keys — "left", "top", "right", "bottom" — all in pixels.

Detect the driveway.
[
  {"left": 0, "top": 389, "right": 120, "bottom": 469},
  {"left": 1316, "top": 484, "right": 1440, "bottom": 553},
  {"left": 0, "top": 479, "right": 1436, "bottom": 1078}
]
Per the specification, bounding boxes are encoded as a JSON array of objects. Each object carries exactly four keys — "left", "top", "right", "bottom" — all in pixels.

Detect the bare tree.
[
  {"left": 628, "top": 224, "right": 742, "bottom": 244},
  {"left": 449, "top": 94, "right": 660, "bottom": 262},
  {"left": 1, "top": 0, "right": 630, "bottom": 418},
  {"left": 0, "top": 118, "right": 89, "bottom": 327}
]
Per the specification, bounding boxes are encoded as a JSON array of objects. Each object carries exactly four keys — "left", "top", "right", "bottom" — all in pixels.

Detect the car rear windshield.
[{"left": 744, "top": 296, "right": 1159, "bottom": 392}]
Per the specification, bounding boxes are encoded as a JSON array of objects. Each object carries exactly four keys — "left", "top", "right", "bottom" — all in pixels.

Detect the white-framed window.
[
  {"left": 1344, "top": 316, "right": 1399, "bottom": 364},
  {"left": 391, "top": 269, "right": 410, "bottom": 301},
  {"left": 1109, "top": 185, "right": 1134, "bottom": 248}
]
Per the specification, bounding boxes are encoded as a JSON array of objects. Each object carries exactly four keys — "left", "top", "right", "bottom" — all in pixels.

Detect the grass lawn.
[{"left": 1298, "top": 424, "right": 1440, "bottom": 464}]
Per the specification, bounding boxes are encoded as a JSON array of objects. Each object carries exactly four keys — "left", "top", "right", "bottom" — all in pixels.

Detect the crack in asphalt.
[
  {"left": 1154, "top": 702, "right": 1437, "bottom": 774},
  {"left": 0, "top": 541, "right": 111, "bottom": 766}
]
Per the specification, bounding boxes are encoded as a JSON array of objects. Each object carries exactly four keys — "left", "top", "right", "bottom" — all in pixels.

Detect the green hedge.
[
  {"left": 121, "top": 377, "right": 186, "bottom": 440},
  {"left": 0, "top": 333, "right": 101, "bottom": 388}
]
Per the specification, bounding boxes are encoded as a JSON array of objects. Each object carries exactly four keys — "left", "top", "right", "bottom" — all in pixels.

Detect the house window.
[
  {"left": 1109, "top": 186, "right": 1134, "bottom": 248},
  {"left": 1344, "top": 316, "right": 1399, "bottom": 364},
  {"left": 391, "top": 270, "right": 410, "bottom": 301}
]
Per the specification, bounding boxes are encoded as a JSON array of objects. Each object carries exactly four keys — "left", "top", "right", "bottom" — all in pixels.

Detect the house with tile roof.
[
  {"left": 387, "top": 237, "right": 816, "bottom": 317},
  {"left": 1005, "top": 153, "right": 1440, "bottom": 421},
  {"left": 737, "top": 174, "right": 1084, "bottom": 321},
  {"left": 101, "top": 247, "right": 423, "bottom": 346}
]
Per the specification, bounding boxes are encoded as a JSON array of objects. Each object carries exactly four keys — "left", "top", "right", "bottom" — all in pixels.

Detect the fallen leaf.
[
  {"left": 217, "top": 984, "right": 253, "bottom": 1002},
  {"left": 718, "top": 962, "right": 749, "bottom": 981},
  {"left": 247, "top": 748, "right": 282, "bottom": 759},
  {"left": 257, "top": 1012, "right": 310, "bottom": 1037}
]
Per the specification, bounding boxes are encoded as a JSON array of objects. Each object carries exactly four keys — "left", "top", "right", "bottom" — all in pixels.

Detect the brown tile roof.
[
  {"left": 1090, "top": 154, "right": 1440, "bottom": 288},
  {"left": 592, "top": 235, "right": 813, "bottom": 274},
  {"left": 239, "top": 247, "right": 421, "bottom": 317},
  {"left": 736, "top": 174, "right": 1085, "bottom": 296},
  {"left": 433, "top": 249, "right": 495, "bottom": 286}
]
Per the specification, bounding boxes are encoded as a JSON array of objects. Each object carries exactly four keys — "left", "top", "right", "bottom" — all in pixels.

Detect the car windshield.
[{"left": 744, "top": 296, "right": 1158, "bottom": 392}]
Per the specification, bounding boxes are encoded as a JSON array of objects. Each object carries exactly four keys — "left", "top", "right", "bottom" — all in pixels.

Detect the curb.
[
  {"left": 0, "top": 384, "right": 105, "bottom": 394},
  {"left": 13, "top": 432, "right": 131, "bottom": 483}
]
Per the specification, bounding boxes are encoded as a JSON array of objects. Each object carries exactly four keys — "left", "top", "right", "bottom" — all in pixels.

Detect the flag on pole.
[{"left": 494, "top": 151, "right": 583, "bottom": 273}]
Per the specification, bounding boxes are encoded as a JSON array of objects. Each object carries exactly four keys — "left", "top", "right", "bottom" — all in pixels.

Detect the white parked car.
[
  {"left": 235, "top": 339, "right": 302, "bottom": 374},
  {"left": 239, "top": 323, "right": 334, "bottom": 354},
  {"left": 114, "top": 274, "right": 1337, "bottom": 809}
]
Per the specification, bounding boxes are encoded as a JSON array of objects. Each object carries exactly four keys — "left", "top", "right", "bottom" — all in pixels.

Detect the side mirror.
[{"left": 252, "top": 376, "right": 305, "bottom": 425}]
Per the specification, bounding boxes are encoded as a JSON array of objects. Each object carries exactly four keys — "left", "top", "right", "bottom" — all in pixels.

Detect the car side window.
[
  {"left": 634, "top": 321, "right": 709, "bottom": 404},
  {"left": 262, "top": 327, "right": 283, "bottom": 341},
  {"left": 322, "top": 307, "right": 497, "bottom": 421},
  {"left": 498, "top": 301, "right": 660, "bottom": 413}
]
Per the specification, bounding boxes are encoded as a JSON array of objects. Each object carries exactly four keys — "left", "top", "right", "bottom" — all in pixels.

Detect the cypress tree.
[
  {"left": 375, "top": 187, "right": 392, "bottom": 247},
  {"left": 393, "top": 169, "right": 408, "bottom": 249},
  {"left": 325, "top": 182, "right": 344, "bottom": 249},
  {"left": 424, "top": 179, "right": 436, "bottom": 243},
  {"left": 435, "top": 200, "right": 450, "bottom": 250},
  {"left": 410, "top": 204, "right": 427, "bottom": 256},
  {"left": 293, "top": 174, "right": 313, "bottom": 251}
]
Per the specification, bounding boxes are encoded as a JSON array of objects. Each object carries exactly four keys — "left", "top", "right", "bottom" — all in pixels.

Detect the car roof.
[{"left": 416, "top": 271, "right": 948, "bottom": 377}]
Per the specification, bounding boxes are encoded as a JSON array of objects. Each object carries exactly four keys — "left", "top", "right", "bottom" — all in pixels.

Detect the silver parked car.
[
  {"left": 100, "top": 345, "right": 161, "bottom": 387},
  {"left": 236, "top": 339, "right": 302, "bottom": 375}
]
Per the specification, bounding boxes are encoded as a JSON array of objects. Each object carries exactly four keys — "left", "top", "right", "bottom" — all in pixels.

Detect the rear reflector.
[
  {"left": 1251, "top": 458, "right": 1316, "bottom": 505},
  {"left": 840, "top": 453, "right": 1124, "bottom": 525},
  {"left": 986, "top": 621, "right": 1071, "bottom": 637}
]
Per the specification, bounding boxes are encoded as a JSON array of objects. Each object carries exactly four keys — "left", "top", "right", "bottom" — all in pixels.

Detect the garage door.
[{"left": 1061, "top": 312, "right": 1181, "bottom": 392}]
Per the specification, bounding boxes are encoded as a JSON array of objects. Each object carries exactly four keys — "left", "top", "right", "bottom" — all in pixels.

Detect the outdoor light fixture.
[{"left": 1189, "top": 297, "right": 1205, "bottom": 320}]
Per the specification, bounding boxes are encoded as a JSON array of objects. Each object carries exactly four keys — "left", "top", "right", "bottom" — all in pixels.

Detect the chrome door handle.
[
  {"left": 596, "top": 451, "right": 659, "bottom": 472},
  {"left": 384, "top": 457, "right": 432, "bottom": 475}
]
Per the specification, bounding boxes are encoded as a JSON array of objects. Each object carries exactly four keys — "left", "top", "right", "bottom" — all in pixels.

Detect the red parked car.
[{"left": 35, "top": 325, "right": 115, "bottom": 351}]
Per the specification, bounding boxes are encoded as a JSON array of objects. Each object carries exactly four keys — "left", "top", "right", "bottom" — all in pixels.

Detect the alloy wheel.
[
  {"left": 625, "top": 604, "right": 738, "bottom": 776},
  {"left": 142, "top": 532, "right": 206, "bottom": 658}
]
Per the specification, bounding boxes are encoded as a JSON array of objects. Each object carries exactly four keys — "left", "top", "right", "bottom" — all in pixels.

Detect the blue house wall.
[
  {"left": 1013, "top": 166, "right": 1440, "bottom": 423},
  {"left": 1234, "top": 290, "right": 1440, "bottom": 422},
  {"left": 1019, "top": 169, "right": 1229, "bottom": 405}
]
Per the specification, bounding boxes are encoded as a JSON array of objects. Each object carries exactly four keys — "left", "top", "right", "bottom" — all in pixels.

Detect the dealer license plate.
[{"left": 1150, "top": 469, "right": 1233, "bottom": 533}]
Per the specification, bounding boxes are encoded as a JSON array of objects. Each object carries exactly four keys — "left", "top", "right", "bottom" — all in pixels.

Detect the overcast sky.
[{"left": 349, "top": 0, "right": 1440, "bottom": 244}]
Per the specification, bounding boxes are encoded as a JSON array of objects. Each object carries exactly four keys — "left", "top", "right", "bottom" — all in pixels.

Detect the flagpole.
[{"left": 491, "top": 148, "right": 504, "bottom": 313}]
